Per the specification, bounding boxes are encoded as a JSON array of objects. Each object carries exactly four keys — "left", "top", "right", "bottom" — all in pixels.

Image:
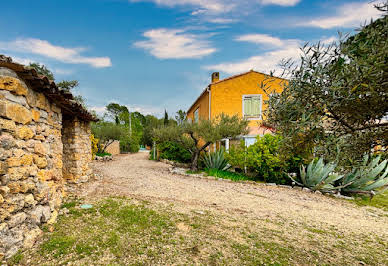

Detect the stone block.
[
  {"left": 0, "top": 161, "right": 6, "bottom": 175},
  {"left": 24, "top": 194, "right": 36, "bottom": 207},
  {"left": 31, "top": 109, "right": 40, "bottom": 121},
  {"left": 0, "top": 118, "right": 16, "bottom": 133},
  {"left": 34, "top": 142, "right": 46, "bottom": 155},
  {"left": 0, "top": 90, "right": 27, "bottom": 106},
  {"left": 0, "top": 134, "right": 15, "bottom": 149},
  {"left": 0, "top": 186, "right": 10, "bottom": 195},
  {"left": 4, "top": 102, "right": 32, "bottom": 124},
  {"left": 23, "top": 227, "right": 43, "bottom": 248},
  {"left": 29, "top": 205, "right": 51, "bottom": 225},
  {"left": 33, "top": 155, "right": 48, "bottom": 169},
  {"left": 0, "top": 76, "right": 28, "bottom": 96},
  {"left": 16, "top": 126, "right": 34, "bottom": 140},
  {"left": 36, "top": 93, "right": 50, "bottom": 112},
  {"left": 6, "top": 157, "right": 22, "bottom": 167},
  {"left": 8, "top": 212, "right": 27, "bottom": 228}
]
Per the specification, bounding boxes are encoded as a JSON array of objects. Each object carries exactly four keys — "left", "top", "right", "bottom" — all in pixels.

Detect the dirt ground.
[{"left": 82, "top": 152, "right": 388, "bottom": 238}]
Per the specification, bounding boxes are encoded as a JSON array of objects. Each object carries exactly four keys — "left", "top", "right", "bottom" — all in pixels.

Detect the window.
[
  {"left": 194, "top": 108, "right": 199, "bottom": 123},
  {"left": 243, "top": 95, "right": 262, "bottom": 119}
]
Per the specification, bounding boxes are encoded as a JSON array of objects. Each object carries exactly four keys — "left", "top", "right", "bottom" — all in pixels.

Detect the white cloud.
[
  {"left": 303, "top": 2, "right": 382, "bottom": 29},
  {"left": 134, "top": 28, "right": 216, "bottom": 59},
  {"left": 130, "top": 0, "right": 234, "bottom": 13},
  {"left": 207, "top": 18, "right": 237, "bottom": 24},
  {"left": 236, "top": 34, "right": 298, "bottom": 47},
  {"left": 261, "top": 0, "right": 300, "bottom": 6},
  {"left": 0, "top": 38, "right": 112, "bottom": 68},
  {"left": 320, "top": 36, "right": 338, "bottom": 45},
  {"left": 91, "top": 104, "right": 164, "bottom": 117},
  {"left": 205, "top": 34, "right": 302, "bottom": 75}
]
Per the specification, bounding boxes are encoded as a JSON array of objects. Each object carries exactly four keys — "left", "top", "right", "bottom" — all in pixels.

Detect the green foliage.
[
  {"left": 290, "top": 158, "right": 343, "bottom": 192},
  {"left": 205, "top": 169, "right": 251, "bottom": 182},
  {"left": 175, "top": 110, "right": 187, "bottom": 125},
  {"left": 153, "top": 113, "right": 248, "bottom": 170},
  {"left": 120, "top": 134, "right": 140, "bottom": 153},
  {"left": 227, "top": 134, "right": 299, "bottom": 184},
  {"left": 57, "top": 80, "right": 79, "bottom": 91},
  {"left": 28, "top": 62, "right": 54, "bottom": 80},
  {"left": 202, "top": 149, "right": 229, "bottom": 171},
  {"left": 158, "top": 141, "right": 191, "bottom": 163},
  {"left": 354, "top": 191, "right": 388, "bottom": 211},
  {"left": 341, "top": 155, "right": 388, "bottom": 195},
  {"left": 265, "top": 13, "right": 388, "bottom": 166},
  {"left": 96, "top": 152, "right": 112, "bottom": 157}
]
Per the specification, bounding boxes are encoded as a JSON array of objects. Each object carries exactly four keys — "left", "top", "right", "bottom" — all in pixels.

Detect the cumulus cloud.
[
  {"left": 0, "top": 38, "right": 112, "bottom": 68},
  {"left": 302, "top": 2, "right": 382, "bottom": 29},
  {"left": 134, "top": 28, "right": 216, "bottom": 59},
  {"left": 205, "top": 34, "right": 302, "bottom": 75}
]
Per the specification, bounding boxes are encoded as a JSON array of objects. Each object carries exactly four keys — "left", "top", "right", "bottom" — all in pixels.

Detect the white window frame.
[
  {"left": 194, "top": 107, "right": 199, "bottom": 123},
  {"left": 242, "top": 94, "right": 262, "bottom": 120}
]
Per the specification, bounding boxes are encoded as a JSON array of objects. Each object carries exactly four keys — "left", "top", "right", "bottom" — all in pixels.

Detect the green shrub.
[
  {"left": 120, "top": 135, "right": 140, "bottom": 153},
  {"left": 227, "top": 134, "right": 299, "bottom": 184},
  {"left": 96, "top": 152, "right": 112, "bottom": 157},
  {"left": 202, "top": 149, "right": 229, "bottom": 171},
  {"left": 158, "top": 141, "right": 191, "bottom": 163}
]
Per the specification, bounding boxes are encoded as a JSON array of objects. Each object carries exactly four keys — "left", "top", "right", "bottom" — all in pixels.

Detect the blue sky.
[{"left": 0, "top": 0, "right": 383, "bottom": 117}]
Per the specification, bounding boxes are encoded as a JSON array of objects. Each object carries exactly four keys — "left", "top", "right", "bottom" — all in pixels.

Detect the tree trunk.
[{"left": 191, "top": 151, "right": 200, "bottom": 171}]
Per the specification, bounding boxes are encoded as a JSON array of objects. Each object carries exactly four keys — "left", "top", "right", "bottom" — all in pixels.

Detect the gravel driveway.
[{"left": 79, "top": 152, "right": 388, "bottom": 239}]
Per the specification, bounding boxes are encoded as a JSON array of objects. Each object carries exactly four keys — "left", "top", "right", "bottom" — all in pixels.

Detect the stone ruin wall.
[
  {"left": 0, "top": 67, "right": 92, "bottom": 259},
  {"left": 62, "top": 117, "right": 93, "bottom": 183}
]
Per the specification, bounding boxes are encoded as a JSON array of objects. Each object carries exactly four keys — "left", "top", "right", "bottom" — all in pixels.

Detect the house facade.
[{"left": 187, "top": 70, "right": 286, "bottom": 149}]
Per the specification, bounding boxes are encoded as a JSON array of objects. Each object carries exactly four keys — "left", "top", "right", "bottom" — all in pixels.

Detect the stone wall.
[
  {"left": 0, "top": 66, "right": 92, "bottom": 259},
  {"left": 62, "top": 117, "right": 92, "bottom": 183},
  {"left": 104, "top": 140, "right": 120, "bottom": 155}
]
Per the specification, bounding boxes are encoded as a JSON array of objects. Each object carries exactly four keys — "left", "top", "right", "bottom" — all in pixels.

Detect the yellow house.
[{"left": 187, "top": 70, "right": 286, "bottom": 149}]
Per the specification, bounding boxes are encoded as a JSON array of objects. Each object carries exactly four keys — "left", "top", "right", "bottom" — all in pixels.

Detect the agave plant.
[
  {"left": 340, "top": 155, "right": 388, "bottom": 196},
  {"left": 202, "top": 149, "right": 230, "bottom": 171},
  {"left": 289, "top": 158, "right": 343, "bottom": 192}
]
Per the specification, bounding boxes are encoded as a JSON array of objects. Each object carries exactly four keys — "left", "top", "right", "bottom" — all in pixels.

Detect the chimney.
[{"left": 211, "top": 72, "right": 219, "bottom": 83}]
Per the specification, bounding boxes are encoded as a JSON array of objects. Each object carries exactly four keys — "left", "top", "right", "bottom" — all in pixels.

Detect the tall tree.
[
  {"left": 163, "top": 110, "right": 169, "bottom": 126},
  {"left": 175, "top": 110, "right": 187, "bottom": 125},
  {"left": 265, "top": 13, "right": 388, "bottom": 165},
  {"left": 106, "top": 103, "right": 128, "bottom": 124},
  {"left": 153, "top": 114, "right": 248, "bottom": 170}
]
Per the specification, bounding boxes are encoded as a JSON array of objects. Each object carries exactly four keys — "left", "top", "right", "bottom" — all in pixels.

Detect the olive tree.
[
  {"left": 153, "top": 114, "right": 248, "bottom": 171},
  {"left": 265, "top": 13, "right": 388, "bottom": 166}
]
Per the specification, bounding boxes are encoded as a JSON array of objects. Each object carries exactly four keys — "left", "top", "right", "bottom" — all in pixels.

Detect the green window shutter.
[{"left": 244, "top": 95, "right": 261, "bottom": 118}]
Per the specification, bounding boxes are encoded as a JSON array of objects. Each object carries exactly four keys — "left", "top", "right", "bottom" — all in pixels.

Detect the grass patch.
[
  {"left": 354, "top": 191, "right": 388, "bottom": 211},
  {"left": 96, "top": 152, "right": 112, "bottom": 157},
  {"left": 205, "top": 168, "right": 251, "bottom": 181},
  {"left": 12, "top": 196, "right": 388, "bottom": 265}
]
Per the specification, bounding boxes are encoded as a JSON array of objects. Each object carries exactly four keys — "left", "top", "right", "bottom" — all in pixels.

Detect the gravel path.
[{"left": 79, "top": 152, "right": 388, "bottom": 239}]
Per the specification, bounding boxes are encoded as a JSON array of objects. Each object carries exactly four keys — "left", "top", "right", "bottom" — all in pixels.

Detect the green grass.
[
  {"left": 354, "top": 190, "right": 388, "bottom": 211},
  {"left": 12, "top": 197, "right": 388, "bottom": 265},
  {"left": 205, "top": 168, "right": 251, "bottom": 181},
  {"left": 96, "top": 152, "right": 112, "bottom": 157}
]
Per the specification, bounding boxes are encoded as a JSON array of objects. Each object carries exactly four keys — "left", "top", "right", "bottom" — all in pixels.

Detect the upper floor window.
[
  {"left": 194, "top": 107, "right": 199, "bottom": 123},
  {"left": 243, "top": 95, "right": 262, "bottom": 119}
]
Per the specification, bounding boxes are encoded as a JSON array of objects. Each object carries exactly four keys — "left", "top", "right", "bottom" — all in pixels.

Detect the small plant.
[
  {"left": 289, "top": 158, "right": 343, "bottom": 192},
  {"left": 96, "top": 152, "right": 112, "bottom": 157},
  {"left": 341, "top": 155, "right": 388, "bottom": 196},
  {"left": 205, "top": 169, "right": 250, "bottom": 182},
  {"left": 202, "top": 149, "right": 229, "bottom": 171},
  {"left": 90, "top": 134, "right": 99, "bottom": 159}
]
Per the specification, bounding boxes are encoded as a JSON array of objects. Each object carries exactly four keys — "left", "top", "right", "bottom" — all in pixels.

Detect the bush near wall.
[
  {"left": 227, "top": 134, "right": 301, "bottom": 184},
  {"left": 120, "top": 135, "right": 140, "bottom": 153},
  {"left": 158, "top": 141, "right": 191, "bottom": 163}
]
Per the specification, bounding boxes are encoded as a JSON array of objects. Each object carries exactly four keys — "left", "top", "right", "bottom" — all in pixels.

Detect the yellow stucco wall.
[
  {"left": 187, "top": 90, "right": 209, "bottom": 122},
  {"left": 210, "top": 71, "right": 285, "bottom": 130}
]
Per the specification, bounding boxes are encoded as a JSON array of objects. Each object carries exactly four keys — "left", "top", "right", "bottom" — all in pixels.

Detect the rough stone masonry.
[{"left": 0, "top": 55, "right": 97, "bottom": 259}]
